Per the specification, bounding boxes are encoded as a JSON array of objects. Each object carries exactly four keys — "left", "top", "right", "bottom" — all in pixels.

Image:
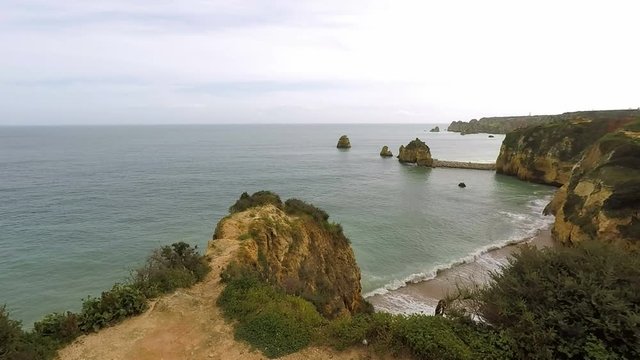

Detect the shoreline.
[{"left": 367, "top": 227, "right": 555, "bottom": 315}]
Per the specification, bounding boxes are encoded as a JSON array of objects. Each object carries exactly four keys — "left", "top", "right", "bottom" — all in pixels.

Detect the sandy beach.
[{"left": 367, "top": 227, "right": 555, "bottom": 315}]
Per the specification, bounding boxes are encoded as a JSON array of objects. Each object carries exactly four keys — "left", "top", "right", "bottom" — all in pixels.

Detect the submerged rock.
[
  {"left": 336, "top": 135, "right": 351, "bottom": 149},
  {"left": 458, "top": 182, "right": 466, "bottom": 188},
  {"left": 398, "top": 138, "right": 433, "bottom": 167},
  {"left": 430, "top": 126, "right": 440, "bottom": 133},
  {"left": 379, "top": 145, "right": 393, "bottom": 157},
  {"left": 488, "top": 135, "right": 495, "bottom": 138}
]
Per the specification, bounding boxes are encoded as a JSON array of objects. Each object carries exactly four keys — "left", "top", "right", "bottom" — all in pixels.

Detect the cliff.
[
  {"left": 545, "top": 120, "right": 640, "bottom": 248},
  {"left": 217, "top": 193, "right": 366, "bottom": 318},
  {"left": 496, "top": 110, "right": 639, "bottom": 186},
  {"left": 448, "top": 115, "right": 556, "bottom": 134},
  {"left": 398, "top": 138, "right": 433, "bottom": 166}
]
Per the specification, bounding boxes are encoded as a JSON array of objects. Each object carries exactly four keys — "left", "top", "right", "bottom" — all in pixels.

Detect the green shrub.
[
  {"left": 218, "top": 269, "right": 324, "bottom": 358},
  {"left": 32, "top": 312, "right": 80, "bottom": 345},
  {"left": 480, "top": 241, "right": 640, "bottom": 359},
  {"left": 284, "top": 198, "right": 329, "bottom": 223},
  {"left": 1, "top": 305, "right": 25, "bottom": 360},
  {"left": 132, "top": 242, "right": 209, "bottom": 298},
  {"left": 79, "top": 283, "right": 147, "bottom": 332},
  {"left": 229, "top": 191, "right": 282, "bottom": 213}
]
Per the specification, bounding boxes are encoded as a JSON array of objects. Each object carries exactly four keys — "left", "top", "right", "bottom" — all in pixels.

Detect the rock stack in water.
[
  {"left": 336, "top": 135, "right": 351, "bottom": 149},
  {"left": 430, "top": 126, "right": 440, "bottom": 132},
  {"left": 379, "top": 145, "right": 393, "bottom": 157},
  {"left": 398, "top": 138, "right": 433, "bottom": 167}
]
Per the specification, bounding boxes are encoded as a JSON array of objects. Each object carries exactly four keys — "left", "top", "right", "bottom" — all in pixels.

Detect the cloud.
[{"left": 1, "top": 0, "right": 639, "bottom": 125}]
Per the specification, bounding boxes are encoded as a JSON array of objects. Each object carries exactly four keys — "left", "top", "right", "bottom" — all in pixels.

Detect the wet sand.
[{"left": 367, "top": 228, "right": 555, "bottom": 315}]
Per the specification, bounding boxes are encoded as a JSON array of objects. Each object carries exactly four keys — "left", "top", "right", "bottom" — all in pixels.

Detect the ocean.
[{"left": 0, "top": 124, "right": 555, "bottom": 325}]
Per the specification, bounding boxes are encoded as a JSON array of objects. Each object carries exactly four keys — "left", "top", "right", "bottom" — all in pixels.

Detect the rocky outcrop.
[
  {"left": 216, "top": 193, "right": 366, "bottom": 318},
  {"left": 430, "top": 126, "right": 440, "bottom": 133},
  {"left": 336, "top": 135, "right": 351, "bottom": 149},
  {"left": 496, "top": 110, "right": 639, "bottom": 186},
  {"left": 448, "top": 115, "right": 557, "bottom": 134},
  {"left": 379, "top": 146, "right": 393, "bottom": 157},
  {"left": 398, "top": 138, "right": 433, "bottom": 167},
  {"left": 545, "top": 120, "right": 640, "bottom": 248}
]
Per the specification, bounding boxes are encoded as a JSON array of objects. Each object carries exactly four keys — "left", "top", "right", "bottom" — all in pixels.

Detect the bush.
[
  {"left": 218, "top": 269, "right": 324, "bottom": 358},
  {"left": 33, "top": 312, "right": 80, "bottom": 345},
  {"left": 132, "top": 242, "right": 210, "bottom": 298},
  {"left": 229, "top": 191, "right": 282, "bottom": 213},
  {"left": 479, "top": 241, "right": 640, "bottom": 359},
  {"left": 79, "top": 283, "right": 147, "bottom": 332},
  {"left": 284, "top": 198, "right": 329, "bottom": 223},
  {"left": 1, "top": 305, "right": 25, "bottom": 360}
]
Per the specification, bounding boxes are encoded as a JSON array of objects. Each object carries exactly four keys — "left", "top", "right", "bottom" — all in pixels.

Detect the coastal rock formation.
[
  {"left": 496, "top": 110, "right": 639, "bottom": 186},
  {"left": 545, "top": 119, "right": 640, "bottom": 248},
  {"left": 448, "top": 115, "right": 557, "bottom": 134},
  {"left": 398, "top": 138, "right": 433, "bottom": 167},
  {"left": 336, "top": 135, "right": 351, "bottom": 149},
  {"left": 217, "top": 193, "right": 366, "bottom": 318},
  {"left": 432, "top": 159, "right": 496, "bottom": 170},
  {"left": 430, "top": 126, "right": 440, "bottom": 133},
  {"left": 379, "top": 145, "right": 393, "bottom": 157},
  {"left": 458, "top": 182, "right": 466, "bottom": 188}
]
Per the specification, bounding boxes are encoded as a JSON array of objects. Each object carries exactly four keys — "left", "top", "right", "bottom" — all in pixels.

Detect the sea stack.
[
  {"left": 430, "top": 126, "right": 440, "bottom": 132},
  {"left": 336, "top": 135, "right": 351, "bottom": 149},
  {"left": 398, "top": 138, "right": 433, "bottom": 167},
  {"left": 379, "top": 146, "right": 393, "bottom": 157}
]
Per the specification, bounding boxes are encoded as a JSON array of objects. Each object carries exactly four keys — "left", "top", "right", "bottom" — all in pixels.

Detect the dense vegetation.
[
  {"left": 219, "top": 234, "right": 640, "bottom": 359},
  {"left": 0, "top": 242, "right": 209, "bottom": 360}
]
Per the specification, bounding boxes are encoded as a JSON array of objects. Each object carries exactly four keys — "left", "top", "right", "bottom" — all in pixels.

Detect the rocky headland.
[
  {"left": 336, "top": 135, "right": 351, "bottom": 149},
  {"left": 496, "top": 110, "right": 639, "bottom": 186},
  {"left": 397, "top": 138, "right": 433, "bottom": 166},
  {"left": 448, "top": 114, "right": 557, "bottom": 134},
  {"left": 493, "top": 109, "right": 639, "bottom": 248}
]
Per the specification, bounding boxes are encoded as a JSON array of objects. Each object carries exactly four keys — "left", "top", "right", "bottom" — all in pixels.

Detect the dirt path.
[{"left": 57, "top": 212, "right": 374, "bottom": 360}]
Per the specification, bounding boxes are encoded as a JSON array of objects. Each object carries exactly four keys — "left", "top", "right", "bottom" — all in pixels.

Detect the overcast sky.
[{"left": 1, "top": 0, "right": 638, "bottom": 125}]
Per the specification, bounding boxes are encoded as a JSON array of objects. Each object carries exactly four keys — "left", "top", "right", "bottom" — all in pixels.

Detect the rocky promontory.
[
  {"left": 544, "top": 119, "right": 640, "bottom": 248},
  {"left": 448, "top": 115, "right": 557, "bottom": 134},
  {"left": 496, "top": 110, "right": 639, "bottom": 186},
  {"left": 398, "top": 138, "right": 433, "bottom": 167},
  {"left": 379, "top": 145, "right": 393, "bottom": 157},
  {"left": 217, "top": 192, "right": 367, "bottom": 318},
  {"left": 336, "top": 135, "right": 351, "bottom": 148}
]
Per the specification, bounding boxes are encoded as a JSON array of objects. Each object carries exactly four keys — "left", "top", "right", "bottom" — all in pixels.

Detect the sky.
[{"left": 1, "top": 0, "right": 639, "bottom": 125}]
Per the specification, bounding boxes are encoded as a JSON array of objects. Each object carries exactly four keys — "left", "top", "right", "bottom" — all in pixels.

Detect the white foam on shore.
[{"left": 364, "top": 196, "right": 554, "bottom": 299}]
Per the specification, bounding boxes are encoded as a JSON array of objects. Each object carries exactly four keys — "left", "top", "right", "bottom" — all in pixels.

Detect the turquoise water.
[{"left": 0, "top": 125, "right": 555, "bottom": 325}]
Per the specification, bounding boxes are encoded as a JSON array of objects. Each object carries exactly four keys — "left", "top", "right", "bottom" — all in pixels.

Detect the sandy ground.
[{"left": 57, "top": 212, "right": 379, "bottom": 360}]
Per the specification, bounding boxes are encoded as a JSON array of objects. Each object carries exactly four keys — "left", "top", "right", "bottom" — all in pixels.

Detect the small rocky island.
[
  {"left": 398, "top": 138, "right": 433, "bottom": 167},
  {"left": 336, "top": 135, "right": 351, "bottom": 148},
  {"left": 379, "top": 145, "right": 393, "bottom": 157},
  {"left": 429, "top": 126, "right": 440, "bottom": 132}
]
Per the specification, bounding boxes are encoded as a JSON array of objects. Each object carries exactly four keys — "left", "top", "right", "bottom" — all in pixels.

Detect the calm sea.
[{"left": 0, "top": 124, "right": 555, "bottom": 325}]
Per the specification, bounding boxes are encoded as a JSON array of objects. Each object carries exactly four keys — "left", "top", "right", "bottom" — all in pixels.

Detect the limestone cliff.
[
  {"left": 496, "top": 110, "right": 639, "bottom": 186},
  {"left": 545, "top": 120, "right": 640, "bottom": 248},
  {"left": 448, "top": 115, "right": 556, "bottom": 134},
  {"left": 215, "top": 193, "right": 366, "bottom": 318},
  {"left": 398, "top": 138, "right": 433, "bottom": 166}
]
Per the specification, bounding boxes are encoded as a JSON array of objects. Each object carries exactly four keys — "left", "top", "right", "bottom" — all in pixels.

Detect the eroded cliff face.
[
  {"left": 496, "top": 110, "right": 639, "bottom": 186},
  {"left": 545, "top": 123, "right": 640, "bottom": 248},
  {"left": 215, "top": 202, "right": 365, "bottom": 318},
  {"left": 398, "top": 138, "right": 433, "bottom": 166}
]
